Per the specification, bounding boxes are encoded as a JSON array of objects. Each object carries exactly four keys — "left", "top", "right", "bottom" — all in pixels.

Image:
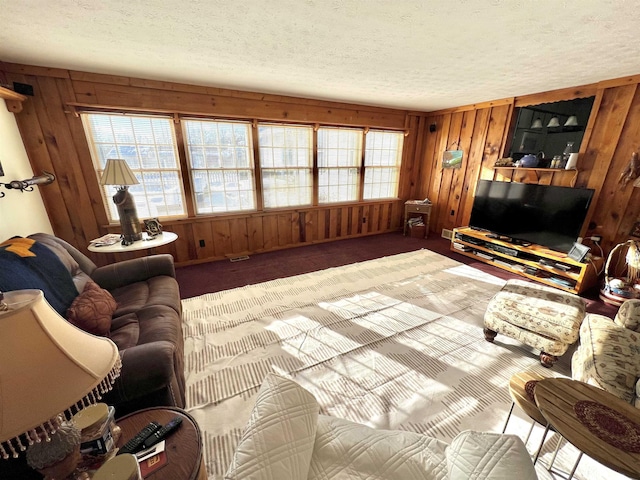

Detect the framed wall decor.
[
  {"left": 144, "top": 218, "right": 163, "bottom": 237},
  {"left": 443, "top": 150, "right": 463, "bottom": 169}
]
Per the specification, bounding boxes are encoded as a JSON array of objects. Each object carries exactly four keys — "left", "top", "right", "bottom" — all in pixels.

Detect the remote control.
[
  {"left": 142, "top": 416, "right": 183, "bottom": 449},
  {"left": 118, "top": 421, "right": 162, "bottom": 455}
]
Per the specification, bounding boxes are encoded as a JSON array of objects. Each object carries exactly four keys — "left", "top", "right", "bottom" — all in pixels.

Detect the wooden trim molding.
[{"left": 0, "top": 86, "right": 27, "bottom": 113}]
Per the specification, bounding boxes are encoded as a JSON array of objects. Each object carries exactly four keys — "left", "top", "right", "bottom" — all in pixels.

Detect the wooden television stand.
[{"left": 450, "top": 227, "right": 603, "bottom": 295}]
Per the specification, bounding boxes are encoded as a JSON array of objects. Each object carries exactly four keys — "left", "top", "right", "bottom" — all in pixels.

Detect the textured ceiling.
[{"left": 1, "top": 0, "right": 640, "bottom": 111}]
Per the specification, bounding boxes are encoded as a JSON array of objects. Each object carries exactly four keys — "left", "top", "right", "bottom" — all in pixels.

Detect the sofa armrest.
[
  {"left": 103, "top": 341, "right": 177, "bottom": 406},
  {"left": 91, "top": 254, "right": 176, "bottom": 291}
]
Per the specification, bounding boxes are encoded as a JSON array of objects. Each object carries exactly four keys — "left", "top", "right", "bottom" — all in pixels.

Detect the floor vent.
[
  {"left": 229, "top": 255, "right": 250, "bottom": 262},
  {"left": 441, "top": 229, "right": 453, "bottom": 240}
]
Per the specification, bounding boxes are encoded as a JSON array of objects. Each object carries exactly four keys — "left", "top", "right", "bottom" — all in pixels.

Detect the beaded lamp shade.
[{"left": 0, "top": 290, "right": 121, "bottom": 459}]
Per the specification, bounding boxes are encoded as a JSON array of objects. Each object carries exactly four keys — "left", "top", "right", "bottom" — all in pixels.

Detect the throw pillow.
[{"left": 66, "top": 281, "right": 117, "bottom": 336}]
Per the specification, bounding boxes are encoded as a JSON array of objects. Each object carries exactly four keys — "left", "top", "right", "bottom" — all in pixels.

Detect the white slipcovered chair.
[{"left": 225, "top": 373, "right": 537, "bottom": 480}]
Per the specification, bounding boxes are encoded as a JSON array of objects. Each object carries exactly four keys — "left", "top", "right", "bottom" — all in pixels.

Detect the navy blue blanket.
[{"left": 0, "top": 237, "right": 78, "bottom": 315}]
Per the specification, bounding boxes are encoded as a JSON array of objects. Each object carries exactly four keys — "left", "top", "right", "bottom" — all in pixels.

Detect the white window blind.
[
  {"left": 317, "top": 127, "right": 363, "bottom": 204},
  {"left": 183, "top": 119, "right": 256, "bottom": 214},
  {"left": 364, "top": 130, "right": 404, "bottom": 200},
  {"left": 82, "top": 113, "right": 185, "bottom": 220},
  {"left": 258, "top": 124, "right": 313, "bottom": 208}
]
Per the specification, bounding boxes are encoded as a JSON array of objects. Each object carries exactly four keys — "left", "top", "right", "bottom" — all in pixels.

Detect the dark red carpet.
[{"left": 175, "top": 231, "right": 617, "bottom": 317}]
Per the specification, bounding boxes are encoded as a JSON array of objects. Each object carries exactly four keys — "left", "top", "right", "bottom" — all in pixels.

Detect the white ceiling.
[{"left": 2, "top": 0, "right": 640, "bottom": 111}]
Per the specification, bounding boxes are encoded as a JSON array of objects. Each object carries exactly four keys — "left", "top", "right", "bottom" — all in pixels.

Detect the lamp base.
[
  {"left": 26, "top": 419, "right": 82, "bottom": 480},
  {"left": 37, "top": 445, "right": 81, "bottom": 480},
  {"left": 113, "top": 188, "right": 142, "bottom": 244}
]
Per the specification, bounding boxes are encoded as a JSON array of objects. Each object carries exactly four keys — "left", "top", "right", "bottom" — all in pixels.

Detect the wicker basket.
[{"left": 599, "top": 240, "right": 640, "bottom": 306}]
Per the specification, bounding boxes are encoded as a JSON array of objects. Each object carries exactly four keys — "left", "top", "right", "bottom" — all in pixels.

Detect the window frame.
[
  {"left": 257, "top": 122, "right": 314, "bottom": 209},
  {"left": 182, "top": 118, "right": 257, "bottom": 215},
  {"left": 317, "top": 126, "right": 364, "bottom": 205},
  {"left": 81, "top": 108, "right": 406, "bottom": 224},
  {"left": 81, "top": 112, "right": 187, "bottom": 223},
  {"left": 363, "top": 130, "right": 405, "bottom": 201}
]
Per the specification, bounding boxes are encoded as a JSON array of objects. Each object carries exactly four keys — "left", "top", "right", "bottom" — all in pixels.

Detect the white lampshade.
[
  {"left": 547, "top": 116, "right": 560, "bottom": 128},
  {"left": 0, "top": 290, "right": 121, "bottom": 459},
  {"left": 530, "top": 118, "right": 543, "bottom": 129},
  {"left": 100, "top": 159, "right": 139, "bottom": 186},
  {"left": 564, "top": 115, "right": 578, "bottom": 126}
]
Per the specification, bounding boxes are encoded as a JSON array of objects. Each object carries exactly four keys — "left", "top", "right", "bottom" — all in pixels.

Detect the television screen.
[{"left": 469, "top": 180, "right": 594, "bottom": 253}]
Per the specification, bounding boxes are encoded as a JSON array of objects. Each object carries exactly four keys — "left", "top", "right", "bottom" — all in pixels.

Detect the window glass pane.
[
  {"left": 363, "top": 131, "right": 403, "bottom": 200},
  {"left": 82, "top": 113, "right": 186, "bottom": 222},
  {"left": 317, "top": 128, "right": 362, "bottom": 203},
  {"left": 183, "top": 119, "right": 256, "bottom": 214},
  {"left": 258, "top": 124, "right": 313, "bottom": 208}
]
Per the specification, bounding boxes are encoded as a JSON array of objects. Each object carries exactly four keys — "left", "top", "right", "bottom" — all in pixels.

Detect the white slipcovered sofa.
[{"left": 225, "top": 374, "right": 538, "bottom": 480}]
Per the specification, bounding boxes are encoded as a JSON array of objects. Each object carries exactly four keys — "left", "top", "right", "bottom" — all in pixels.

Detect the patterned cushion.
[
  {"left": 66, "top": 280, "right": 117, "bottom": 336},
  {"left": 485, "top": 279, "right": 585, "bottom": 355},
  {"left": 614, "top": 299, "right": 640, "bottom": 332},
  {"left": 571, "top": 313, "right": 640, "bottom": 403}
]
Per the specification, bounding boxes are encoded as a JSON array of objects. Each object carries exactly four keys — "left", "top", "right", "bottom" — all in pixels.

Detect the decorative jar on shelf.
[{"left": 519, "top": 154, "right": 539, "bottom": 167}]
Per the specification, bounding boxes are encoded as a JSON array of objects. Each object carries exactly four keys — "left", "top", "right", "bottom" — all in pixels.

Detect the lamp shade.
[
  {"left": 100, "top": 159, "right": 139, "bottom": 186},
  {"left": 530, "top": 118, "right": 543, "bottom": 129},
  {"left": 564, "top": 115, "right": 578, "bottom": 126},
  {"left": 0, "top": 290, "right": 121, "bottom": 458},
  {"left": 547, "top": 116, "right": 560, "bottom": 128}
]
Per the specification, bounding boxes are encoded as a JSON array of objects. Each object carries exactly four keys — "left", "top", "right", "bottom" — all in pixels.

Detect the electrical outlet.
[
  {"left": 590, "top": 235, "right": 602, "bottom": 243},
  {"left": 362, "top": 217, "right": 366, "bottom": 223},
  {"left": 199, "top": 239, "right": 205, "bottom": 247}
]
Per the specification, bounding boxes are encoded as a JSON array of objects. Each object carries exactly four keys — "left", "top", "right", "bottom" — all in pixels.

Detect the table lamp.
[
  {"left": 0, "top": 289, "right": 122, "bottom": 478},
  {"left": 100, "top": 159, "right": 142, "bottom": 245}
]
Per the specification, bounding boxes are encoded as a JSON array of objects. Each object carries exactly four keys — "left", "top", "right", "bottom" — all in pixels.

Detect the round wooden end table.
[
  {"left": 535, "top": 377, "right": 640, "bottom": 479},
  {"left": 505, "top": 370, "right": 550, "bottom": 429},
  {"left": 116, "top": 407, "right": 206, "bottom": 480},
  {"left": 504, "top": 370, "right": 582, "bottom": 476}
]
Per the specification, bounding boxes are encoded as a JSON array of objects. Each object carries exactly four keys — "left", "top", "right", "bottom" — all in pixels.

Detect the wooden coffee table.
[
  {"left": 534, "top": 377, "right": 640, "bottom": 478},
  {"left": 116, "top": 407, "right": 206, "bottom": 480}
]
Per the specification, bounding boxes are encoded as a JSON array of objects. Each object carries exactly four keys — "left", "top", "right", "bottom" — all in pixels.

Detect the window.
[
  {"left": 183, "top": 119, "right": 256, "bottom": 214},
  {"left": 363, "top": 130, "right": 404, "bottom": 200},
  {"left": 317, "top": 128, "right": 363, "bottom": 204},
  {"left": 84, "top": 111, "right": 405, "bottom": 221},
  {"left": 258, "top": 124, "right": 313, "bottom": 208},
  {"left": 83, "top": 113, "right": 186, "bottom": 220}
]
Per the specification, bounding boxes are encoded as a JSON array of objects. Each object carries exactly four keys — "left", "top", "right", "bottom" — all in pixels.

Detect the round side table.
[
  {"left": 88, "top": 232, "right": 178, "bottom": 253},
  {"left": 116, "top": 407, "right": 206, "bottom": 480},
  {"left": 504, "top": 370, "right": 582, "bottom": 478}
]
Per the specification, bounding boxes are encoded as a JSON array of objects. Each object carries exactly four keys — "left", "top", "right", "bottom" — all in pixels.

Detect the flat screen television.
[{"left": 468, "top": 180, "right": 595, "bottom": 253}]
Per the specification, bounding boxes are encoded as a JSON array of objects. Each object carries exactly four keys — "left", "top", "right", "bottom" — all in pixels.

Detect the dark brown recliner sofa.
[
  {"left": 0, "top": 233, "right": 186, "bottom": 478},
  {"left": 3, "top": 233, "right": 185, "bottom": 416}
]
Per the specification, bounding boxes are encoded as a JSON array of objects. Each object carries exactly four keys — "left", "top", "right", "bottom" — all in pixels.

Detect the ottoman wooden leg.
[
  {"left": 539, "top": 352, "right": 557, "bottom": 368},
  {"left": 483, "top": 328, "right": 497, "bottom": 343}
]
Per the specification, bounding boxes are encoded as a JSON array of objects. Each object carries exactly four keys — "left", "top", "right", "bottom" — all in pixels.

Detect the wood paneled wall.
[
  {"left": 0, "top": 62, "right": 419, "bottom": 266},
  {"left": 3, "top": 60, "right": 640, "bottom": 264},
  {"left": 414, "top": 82, "right": 640, "bottom": 255}
]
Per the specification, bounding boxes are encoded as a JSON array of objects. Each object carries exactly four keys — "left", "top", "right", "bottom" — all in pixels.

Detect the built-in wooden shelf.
[
  {"left": 493, "top": 166, "right": 579, "bottom": 187},
  {"left": 0, "top": 86, "right": 27, "bottom": 113},
  {"left": 451, "top": 227, "right": 602, "bottom": 294}
]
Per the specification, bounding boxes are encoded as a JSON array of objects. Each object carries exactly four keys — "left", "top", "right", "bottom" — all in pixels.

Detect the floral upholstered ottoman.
[{"left": 484, "top": 279, "right": 586, "bottom": 367}]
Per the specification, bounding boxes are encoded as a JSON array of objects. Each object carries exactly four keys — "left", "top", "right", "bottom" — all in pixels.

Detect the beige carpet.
[{"left": 182, "top": 249, "right": 626, "bottom": 480}]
